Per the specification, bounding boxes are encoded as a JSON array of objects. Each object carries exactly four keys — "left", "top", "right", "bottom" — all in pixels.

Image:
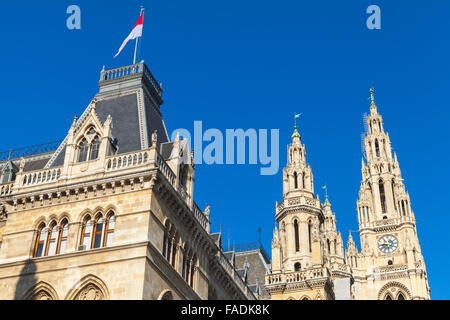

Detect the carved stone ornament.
[
  {"left": 152, "top": 130, "right": 158, "bottom": 146},
  {"left": 312, "top": 218, "right": 320, "bottom": 242},
  {"left": 75, "top": 284, "right": 105, "bottom": 300},
  {"left": 33, "top": 290, "right": 53, "bottom": 300}
]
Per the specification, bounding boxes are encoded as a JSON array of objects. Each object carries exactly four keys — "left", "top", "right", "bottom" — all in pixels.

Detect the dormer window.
[{"left": 77, "top": 127, "right": 101, "bottom": 162}]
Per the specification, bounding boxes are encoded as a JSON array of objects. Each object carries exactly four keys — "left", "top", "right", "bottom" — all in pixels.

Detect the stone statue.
[{"left": 152, "top": 130, "right": 158, "bottom": 146}]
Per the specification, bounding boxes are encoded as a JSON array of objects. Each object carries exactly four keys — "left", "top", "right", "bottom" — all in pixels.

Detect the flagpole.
[{"left": 133, "top": 6, "right": 145, "bottom": 65}]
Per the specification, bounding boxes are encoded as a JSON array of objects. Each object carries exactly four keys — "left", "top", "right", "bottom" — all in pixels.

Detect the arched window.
[
  {"left": 294, "top": 262, "right": 301, "bottom": 271},
  {"left": 45, "top": 222, "right": 58, "bottom": 256},
  {"left": 327, "top": 239, "right": 331, "bottom": 254},
  {"left": 294, "top": 172, "right": 298, "bottom": 189},
  {"left": 171, "top": 235, "right": 178, "bottom": 267},
  {"left": 375, "top": 139, "right": 380, "bottom": 157},
  {"left": 57, "top": 219, "right": 68, "bottom": 254},
  {"left": 391, "top": 180, "right": 396, "bottom": 210},
  {"left": 91, "top": 215, "right": 104, "bottom": 249},
  {"left": 385, "top": 294, "right": 393, "bottom": 300},
  {"left": 308, "top": 222, "right": 312, "bottom": 253},
  {"left": 401, "top": 201, "right": 406, "bottom": 216},
  {"left": 334, "top": 240, "right": 337, "bottom": 255},
  {"left": 90, "top": 137, "right": 100, "bottom": 160},
  {"left": 294, "top": 220, "right": 300, "bottom": 252},
  {"left": 78, "top": 139, "right": 89, "bottom": 162},
  {"left": 388, "top": 260, "right": 393, "bottom": 265},
  {"left": 80, "top": 216, "right": 93, "bottom": 249},
  {"left": 34, "top": 223, "right": 47, "bottom": 258},
  {"left": 397, "top": 293, "right": 405, "bottom": 300},
  {"left": 302, "top": 172, "right": 305, "bottom": 189},
  {"left": 379, "top": 180, "right": 386, "bottom": 213},
  {"left": 103, "top": 213, "right": 115, "bottom": 247}
]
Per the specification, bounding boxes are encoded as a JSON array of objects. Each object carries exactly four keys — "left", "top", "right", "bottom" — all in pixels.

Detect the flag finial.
[
  {"left": 369, "top": 85, "right": 375, "bottom": 104},
  {"left": 322, "top": 183, "right": 329, "bottom": 203}
]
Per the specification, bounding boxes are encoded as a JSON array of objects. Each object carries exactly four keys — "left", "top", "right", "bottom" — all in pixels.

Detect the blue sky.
[{"left": 0, "top": 1, "right": 448, "bottom": 299}]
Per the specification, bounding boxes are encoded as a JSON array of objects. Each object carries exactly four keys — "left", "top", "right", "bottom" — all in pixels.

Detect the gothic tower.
[
  {"left": 266, "top": 120, "right": 352, "bottom": 300},
  {"left": 349, "top": 88, "right": 430, "bottom": 300}
]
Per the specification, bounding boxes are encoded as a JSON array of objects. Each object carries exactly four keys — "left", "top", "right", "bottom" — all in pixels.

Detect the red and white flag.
[{"left": 114, "top": 12, "right": 144, "bottom": 58}]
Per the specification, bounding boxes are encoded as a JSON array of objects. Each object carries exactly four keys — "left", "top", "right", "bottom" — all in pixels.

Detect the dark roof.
[
  {"left": 160, "top": 142, "right": 174, "bottom": 160},
  {"left": 95, "top": 94, "right": 141, "bottom": 154},
  {"left": 23, "top": 157, "right": 52, "bottom": 172}
]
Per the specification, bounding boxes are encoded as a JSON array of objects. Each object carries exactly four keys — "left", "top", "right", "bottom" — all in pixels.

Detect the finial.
[
  {"left": 369, "top": 86, "right": 375, "bottom": 104},
  {"left": 72, "top": 115, "right": 78, "bottom": 126},
  {"left": 294, "top": 113, "right": 302, "bottom": 130},
  {"left": 322, "top": 183, "right": 329, "bottom": 203}
]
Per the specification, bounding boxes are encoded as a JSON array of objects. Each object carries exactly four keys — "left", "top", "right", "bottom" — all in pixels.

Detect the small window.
[
  {"left": 46, "top": 222, "right": 58, "bottom": 256},
  {"left": 294, "top": 220, "right": 300, "bottom": 252},
  {"left": 103, "top": 213, "right": 115, "bottom": 247},
  {"left": 92, "top": 215, "right": 103, "bottom": 249},
  {"left": 81, "top": 217, "right": 93, "bottom": 249},
  {"left": 78, "top": 140, "right": 89, "bottom": 162},
  {"left": 57, "top": 219, "right": 68, "bottom": 254},
  {"left": 397, "top": 293, "right": 405, "bottom": 300},
  {"left": 90, "top": 137, "right": 100, "bottom": 160},
  {"left": 34, "top": 224, "right": 47, "bottom": 258},
  {"left": 294, "top": 262, "right": 301, "bottom": 271},
  {"left": 388, "top": 260, "right": 393, "bottom": 265}
]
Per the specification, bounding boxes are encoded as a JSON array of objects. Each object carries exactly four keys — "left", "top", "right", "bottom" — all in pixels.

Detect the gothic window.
[
  {"left": 182, "top": 255, "right": 187, "bottom": 280},
  {"left": 294, "top": 262, "right": 301, "bottom": 271},
  {"left": 171, "top": 237, "right": 177, "bottom": 267},
  {"left": 163, "top": 232, "right": 168, "bottom": 258},
  {"left": 294, "top": 220, "right": 300, "bottom": 252},
  {"left": 91, "top": 214, "right": 104, "bottom": 249},
  {"left": 327, "top": 239, "right": 331, "bottom": 254},
  {"left": 397, "top": 293, "right": 405, "bottom": 300},
  {"left": 391, "top": 180, "right": 396, "bottom": 210},
  {"left": 302, "top": 172, "right": 305, "bottom": 189},
  {"left": 334, "top": 240, "right": 337, "bottom": 255},
  {"left": 385, "top": 294, "right": 393, "bottom": 300},
  {"left": 375, "top": 139, "right": 380, "bottom": 157},
  {"left": 34, "top": 223, "right": 47, "bottom": 258},
  {"left": 308, "top": 222, "right": 312, "bottom": 253},
  {"left": 81, "top": 216, "right": 93, "bottom": 249},
  {"left": 401, "top": 201, "right": 406, "bottom": 216},
  {"left": 78, "top": 139, "right": 89, "bottom": 162},
  {"left": 45, "top": 221, "right": 58, "bottom": 256},
  {"left": 90, "top": 137, "right": 100, "bottom": 160},
  {"left": 57, "top": 219, "right": 68, "bottom": 254},
  {"left": 294, "top": 172, "right": 298, "bottom": 189},
  {"left": 379, "top": 180, "right": 387, "bottom": 213},
  {"left": 103, "top": 212, "right": 115, "bottom": 247}
]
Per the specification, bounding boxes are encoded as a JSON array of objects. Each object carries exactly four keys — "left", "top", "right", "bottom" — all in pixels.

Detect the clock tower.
[{"left": 347, "top": 89, "right": 431, "bottom": 300}]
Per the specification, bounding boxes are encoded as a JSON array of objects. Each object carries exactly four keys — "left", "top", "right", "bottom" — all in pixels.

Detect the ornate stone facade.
[{"left": 0, "top": 62, "right": 255, "bottom": 300}]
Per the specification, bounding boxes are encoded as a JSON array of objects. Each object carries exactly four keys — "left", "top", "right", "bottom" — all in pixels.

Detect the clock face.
[{"left": 377, "top": 235, "right": 398, "bottom": 254}]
